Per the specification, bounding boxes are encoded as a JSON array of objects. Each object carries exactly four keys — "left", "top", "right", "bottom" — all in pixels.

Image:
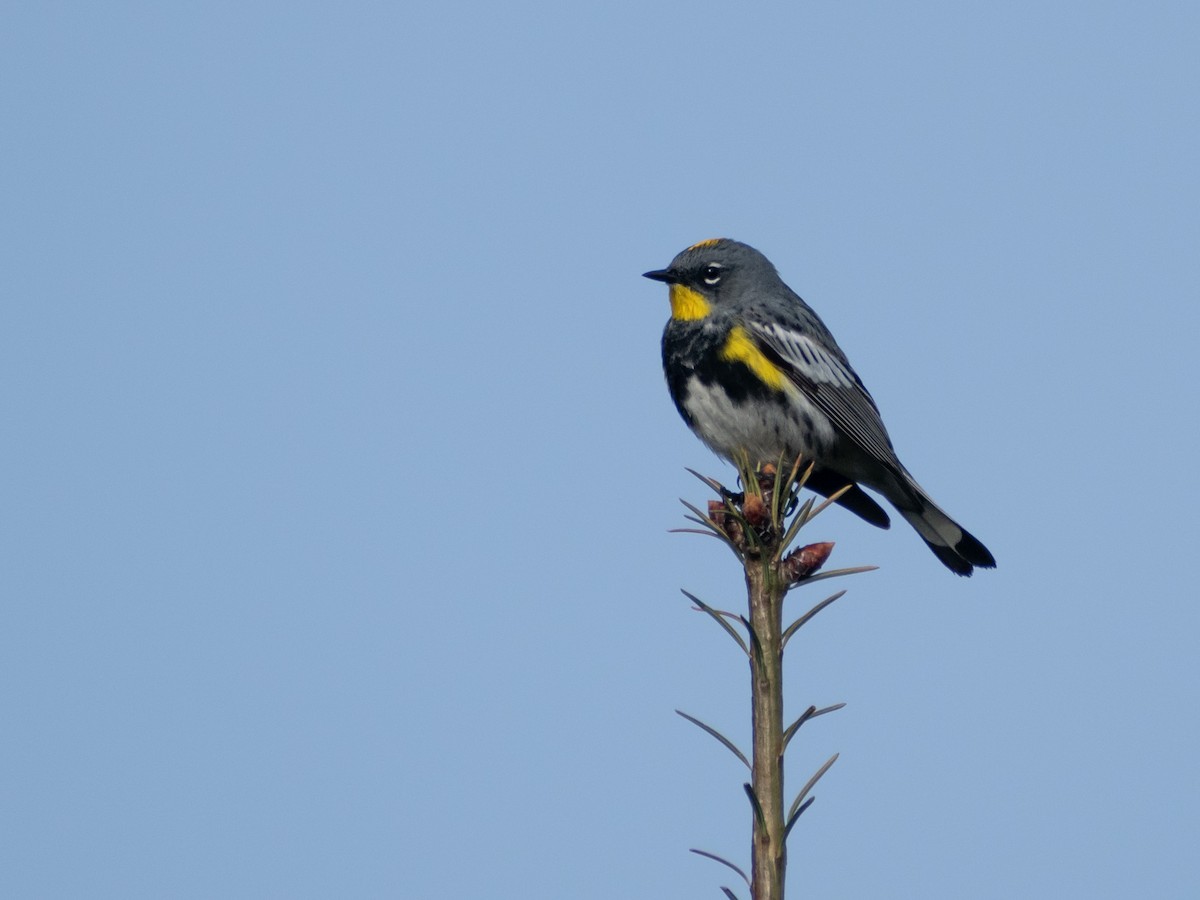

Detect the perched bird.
[{"left": 645, "top": 238, "right": 995, "bottom": 576}]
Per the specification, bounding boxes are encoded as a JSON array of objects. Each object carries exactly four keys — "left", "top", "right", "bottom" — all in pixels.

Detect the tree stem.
[
  {"left": 747, "top": 557, "right": 787, "bottom": 900},
  {"left": 678, "top": 462, "right": 855, "bottom": 897}
]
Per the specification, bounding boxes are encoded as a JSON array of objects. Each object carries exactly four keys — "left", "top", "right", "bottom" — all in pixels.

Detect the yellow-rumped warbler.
[{"left": 645, "top": 238, "right": 995, "bottom": 576}]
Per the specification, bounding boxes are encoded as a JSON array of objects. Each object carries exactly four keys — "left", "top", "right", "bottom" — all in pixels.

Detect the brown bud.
[
  {"left": 707, "top": 500, "right": 727, "bottom": 530},
  {"left": 783, "top": 541, "right": 834, "bottom": 582},
  {"left": 706, "top": 499, "right": 744, "bottom": 544},
  {"left": 742, "top": 493, "right": 769, "bottom": 529},
  {"left": 754, "top": 468, "right": 777, "bottom": 497}
]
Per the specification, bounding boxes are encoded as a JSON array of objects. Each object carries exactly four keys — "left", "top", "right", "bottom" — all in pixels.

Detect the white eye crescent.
[{"left": 703, "top": 265, "right": 723, "bottom": 286}]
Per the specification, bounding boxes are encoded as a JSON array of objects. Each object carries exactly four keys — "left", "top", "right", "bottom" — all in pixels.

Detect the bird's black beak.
[{"left": 642, "top": 268, "right": 676, "bottom": 284}]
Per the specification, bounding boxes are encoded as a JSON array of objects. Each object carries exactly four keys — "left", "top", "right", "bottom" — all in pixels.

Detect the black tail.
[{"left": 896, "top": 492, "right": 996, "bottom": 577}]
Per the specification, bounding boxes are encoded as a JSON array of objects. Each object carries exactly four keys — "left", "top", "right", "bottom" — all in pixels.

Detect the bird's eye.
[{"left": 703, "top": 265, "right": 723, "bottom": 285}]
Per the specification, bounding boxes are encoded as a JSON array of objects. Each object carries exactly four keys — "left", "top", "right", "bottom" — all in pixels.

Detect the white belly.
[{"left": 681, "top": 377, "right": 838, "bottom": 464}]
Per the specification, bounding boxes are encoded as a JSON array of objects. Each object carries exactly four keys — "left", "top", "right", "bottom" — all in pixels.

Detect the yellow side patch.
[
  {"left": 669, "top": 284, "right": 712, "bottom": 320},
  {"left": 687, "top": 237, "right": 724, "bottom": 250},
  {"left": 720, "top": 326, "right": 786, "bottom": 390}
]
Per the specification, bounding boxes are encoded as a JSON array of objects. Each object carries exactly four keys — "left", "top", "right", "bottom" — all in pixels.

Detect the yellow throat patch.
[
  {"left": 668, "top": 284, "right": 712, "bottom": 321},
  {"left": 720, "top": 326, "right": 787, "bottom": 390}
]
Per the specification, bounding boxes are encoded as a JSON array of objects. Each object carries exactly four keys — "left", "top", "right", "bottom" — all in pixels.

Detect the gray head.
[{"left": 643, "top": 238, "right": 783, "bottom": 315}]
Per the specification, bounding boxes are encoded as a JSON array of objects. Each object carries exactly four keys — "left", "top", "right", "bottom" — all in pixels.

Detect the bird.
[{"left": 645, "top": 238, "right": 995, "bottom": 576}]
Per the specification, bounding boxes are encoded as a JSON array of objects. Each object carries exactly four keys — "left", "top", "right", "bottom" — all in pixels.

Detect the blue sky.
[{"left": 3, "top": 2, "right": 1198, "bottom": 897}]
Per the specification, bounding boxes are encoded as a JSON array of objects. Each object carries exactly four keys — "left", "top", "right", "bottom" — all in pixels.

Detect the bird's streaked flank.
[{"left": 646, "top": 238, "right": 995, "bottom": 576}]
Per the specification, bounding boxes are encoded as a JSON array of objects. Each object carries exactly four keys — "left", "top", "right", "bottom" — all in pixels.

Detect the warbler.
[{"left": 645, "top": 238, "right": 995, "bottom": 576}]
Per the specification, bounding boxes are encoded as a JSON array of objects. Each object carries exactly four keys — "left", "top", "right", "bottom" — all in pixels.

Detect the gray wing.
[{"left": 748, "top": 320, "right": 901, "bottom": 469}]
